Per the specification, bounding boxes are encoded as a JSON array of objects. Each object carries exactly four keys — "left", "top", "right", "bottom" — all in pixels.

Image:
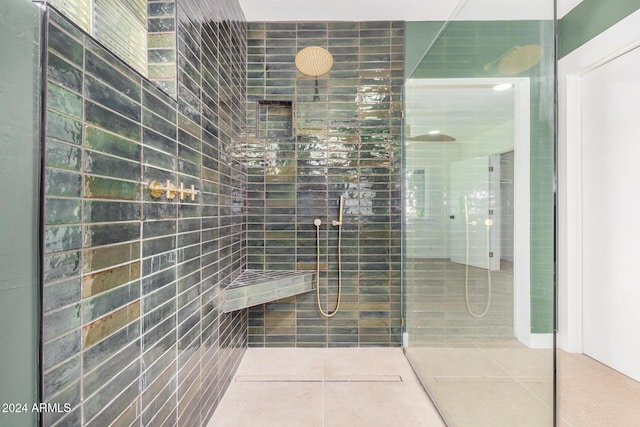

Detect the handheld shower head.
[
  {"left": 314, "top": 218, "right": 322, "bottom": 227},
  {"left": 331, "top": 195, "right": 344, "bottom": 226}
]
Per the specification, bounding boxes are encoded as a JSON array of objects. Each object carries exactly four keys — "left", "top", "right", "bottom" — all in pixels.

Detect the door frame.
[{"left": 558, "top": 8, "right": 640, "bottom": 352}]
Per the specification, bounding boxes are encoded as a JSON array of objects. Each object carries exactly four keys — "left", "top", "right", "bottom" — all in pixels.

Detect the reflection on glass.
[
  {"left": 47, "top": 0, "right": 178, "bottom": 97},
  {"left": 407, "top": 169, "right": 427, "bottom": 217},
  {"left": 403, "top": 2, "right": 555, "bottom": 425}
]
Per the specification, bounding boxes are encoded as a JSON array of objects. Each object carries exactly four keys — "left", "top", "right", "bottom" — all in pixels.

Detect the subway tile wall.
[
  {"left": 244, "top": 22, "right": 405, "bottom": 347},
  {"left": 148, "top": 0, "right": 178, "bottom": 96},
  {"left": 41, "top": 0, "right": 247, "bottom": 424}
]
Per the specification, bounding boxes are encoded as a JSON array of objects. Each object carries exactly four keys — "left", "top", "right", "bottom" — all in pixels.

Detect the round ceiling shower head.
[
  {"left": 498, "top": 45, "right": 543, "bottom": 75},
  {"left": 408, "top": 133, "right": 456, "bottom": 142},
  {"left": 295, "top": 46, "right": 334, "bottom": 76},
  {"left": 484, "top": 44, "right": 544, "bottom": 75}
]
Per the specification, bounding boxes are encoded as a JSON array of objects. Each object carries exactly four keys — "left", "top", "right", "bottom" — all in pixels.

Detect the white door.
[
  {"left": 582, "top": 46, "right": 640, "bottom": 381},
  {"left": 449, "top": 155, "right": 500, "bottom": 270}
]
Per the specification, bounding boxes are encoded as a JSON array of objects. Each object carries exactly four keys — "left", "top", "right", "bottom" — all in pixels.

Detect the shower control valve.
[
  {"left": 148, "top": 180, "right": 177, "bottom": 200},
  {"left": 147, "top": 180, "right": 198, "bottom": 201}
]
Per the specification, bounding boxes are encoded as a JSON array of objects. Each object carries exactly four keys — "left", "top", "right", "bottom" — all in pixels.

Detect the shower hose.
[
  {"left": 315, "top": 195, "right": 343, "bottom": 318},
  {"left": 464, "top": 195, "right": 493, "bottom": 318}
]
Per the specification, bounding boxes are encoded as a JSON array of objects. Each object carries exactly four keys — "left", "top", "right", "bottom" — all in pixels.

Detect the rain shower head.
[
  {"left": 484, "top": 44, "right": 543, "bottom": 75},
  {"left": 295, "top": 46, "right": 334, "bottom": 76},
  {"left": 408, "top": 133, "right": 456, "bottom": 142}
]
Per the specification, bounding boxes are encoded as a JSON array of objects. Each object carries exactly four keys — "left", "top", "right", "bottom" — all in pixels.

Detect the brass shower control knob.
[
  {"left": 184, "top": 184, "right": 198, "bottom": 201},
  {"left": 177, "top": 182, "right": 199, "bottom": 201},
  {"left": 148, "top": 181, "right": 165, "bottom": 198},
  {"left": 177, "top": 182, "right": 187, "bottom": 200},
  {"left": 165, "top": 181, "right": 177, "bottom": 200},
  {"left": 148, "top": 180, "right": 177, "bottom": 199}
]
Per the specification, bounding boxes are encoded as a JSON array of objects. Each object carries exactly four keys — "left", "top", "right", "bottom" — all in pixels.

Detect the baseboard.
[{"left": 519, "top": 332, "right": 554, "bottom": 349}]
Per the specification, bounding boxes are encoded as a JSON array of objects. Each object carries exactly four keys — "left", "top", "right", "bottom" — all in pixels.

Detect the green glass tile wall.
[
  {"left": 559, "top": 0, "right": 640, "bottom": 57},
  {"left": 245, "top": 21, "right": 405, "bottom": 347},
  {"left": 41, "top": 1, "right": 247, "bottom": 425},
  {"left": 409, "top": 20, "right": 555, "bottom": 333},
  {"left": 148, "top": 0, "right": 177, "bottom": 95}
]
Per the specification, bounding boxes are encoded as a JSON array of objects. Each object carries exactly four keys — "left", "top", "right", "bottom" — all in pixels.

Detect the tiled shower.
[
  {"left": 10, "top": 0, "right": 640, "bottom": 426},
  {"left": 0, "top": 0, "right": 562, "bottom": 424},
  {"left": 244, "top": 21, "right": 405, "bottom": 347},
  {"left": 40, "top": 0, "right": 405, "bottom": 425},
  {"left": 42, "top": 0, "right": 248, "bottom": 424}
]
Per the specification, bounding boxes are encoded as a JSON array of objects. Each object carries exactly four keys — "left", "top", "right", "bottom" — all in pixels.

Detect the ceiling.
[{"left": 238, "top": 0, "right": 561, "bottom": 22}]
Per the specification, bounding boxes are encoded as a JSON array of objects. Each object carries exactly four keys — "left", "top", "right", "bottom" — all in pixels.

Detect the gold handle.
[
  {"left": 177, "top": 182, "right": 187, "bottom": 200},
  {"left": 148, "top": 180, "right": 177, "bottom": 199},
  {"left": 165, "top": 180, "right": 177, "bottom": 200},
  {"left": 148, "top": 180, "right": 197, "bottom": 201},
  {"left": 181, "top": 183, "right": 198, "bottom": 201},
  {"left": 148, "top": 181, "right": 165, "bottom": 198}
]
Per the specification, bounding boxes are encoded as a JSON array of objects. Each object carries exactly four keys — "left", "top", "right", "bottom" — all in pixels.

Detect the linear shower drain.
[{"left": 235, "top": 375, "right": 403, "bottom": 383}]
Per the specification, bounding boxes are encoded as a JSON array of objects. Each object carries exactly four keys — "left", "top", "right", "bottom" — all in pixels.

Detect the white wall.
[
  {"left": 557, "top": 7, "right": 640, "bottom": 352},
  {"left": 405, "top": 122, "right": 514, "bottom": 259},
  {"left": 458, "top": 121, "right": 514, "bottom": 159},
  {"left": 405, "top": 142, "right": 459, "bottom": 258}
]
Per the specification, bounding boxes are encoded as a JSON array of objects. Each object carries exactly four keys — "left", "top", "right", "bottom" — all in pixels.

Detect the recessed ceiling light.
[{"left": 493, "top": 83, "right": 513, "bottom": 91}]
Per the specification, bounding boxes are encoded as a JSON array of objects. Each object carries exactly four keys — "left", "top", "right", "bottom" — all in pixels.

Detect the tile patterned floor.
[
  {"left": 207, "top": 348, "right": 445, "bottom": 427},
  {"left": 207, "top": 347, "right": 640, "bottom": 426},
  {"left": 406, "top": 346, "right": 640, "bottom": 427},
  {"left": 405, "top": 343, "right": 554, "bottom": 427}
]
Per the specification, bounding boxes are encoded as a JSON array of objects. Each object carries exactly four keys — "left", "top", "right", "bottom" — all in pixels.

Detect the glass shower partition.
[{"left": 402, "top": 1, "right": 556, "bottom": 425}]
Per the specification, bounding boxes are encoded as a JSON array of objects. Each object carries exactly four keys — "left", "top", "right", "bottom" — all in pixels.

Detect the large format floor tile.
[
  {"left": 405, "top": 344, "right": 555, "bottom": 426},
  {"left": 406, "top": 346, "right": 640, "bottom": 427},
  {"left": 557, "top": 351, "right": 640, "bottom": 427},
  {"left": 323, "top": 347, "right": 417, "bottom": 381},
  {"left": 430, "top": 380, "right": 553, "bottom": 427},
  {"left": 235, "top": 347, "right": 324, "bottom": 381},
  {"left": 207, "top": 382, "right": 324, "bottom": 427},
  {"left": 208, "top": 348, "right": 445, "bottom": 427},
  {"left": 324, "top": 381, "right": 444, "bottom": 427}
]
